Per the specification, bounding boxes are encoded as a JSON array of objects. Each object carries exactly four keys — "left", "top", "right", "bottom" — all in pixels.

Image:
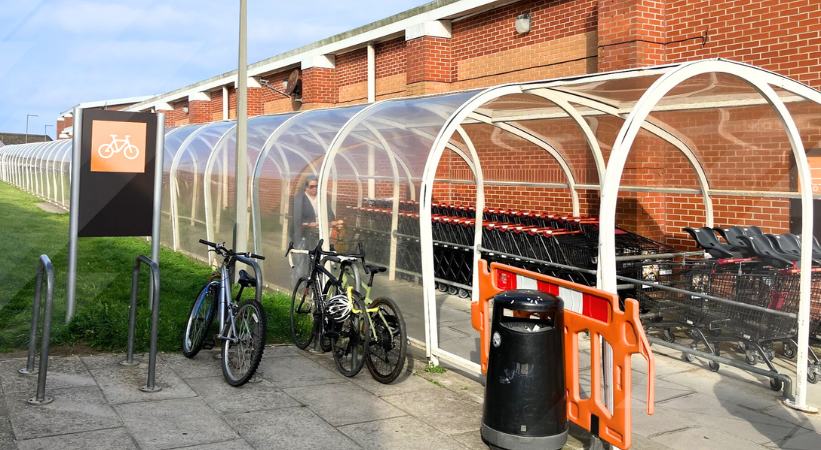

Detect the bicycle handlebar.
[{"left": 199, "top": 238, "right": 265, "bottom": 260}]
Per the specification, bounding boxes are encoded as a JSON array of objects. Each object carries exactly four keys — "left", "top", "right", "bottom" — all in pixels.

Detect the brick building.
[{"left": 59, "top": 0, "right": 821, "bottom": 247}]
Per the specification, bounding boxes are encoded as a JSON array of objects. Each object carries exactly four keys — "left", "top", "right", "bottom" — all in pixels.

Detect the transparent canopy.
[{"left": 1, "top": 59, "right": 819, "bottom": 384}]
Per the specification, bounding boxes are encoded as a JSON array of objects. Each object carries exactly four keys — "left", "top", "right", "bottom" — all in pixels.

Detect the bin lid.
[{"left": 494, "top": 289, "right": 563, "bottom": 312}]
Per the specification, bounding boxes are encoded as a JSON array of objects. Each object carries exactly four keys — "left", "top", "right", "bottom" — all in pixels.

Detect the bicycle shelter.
[{"left": 1, "top": 59, "right": 819, "bottom": 407}]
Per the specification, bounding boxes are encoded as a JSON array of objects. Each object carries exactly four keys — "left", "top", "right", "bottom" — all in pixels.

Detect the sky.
[{"left": 0, "top": 0, "right": 426, "bottom": 138}]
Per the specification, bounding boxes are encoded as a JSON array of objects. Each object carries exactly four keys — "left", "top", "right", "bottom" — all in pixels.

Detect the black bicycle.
[
  {"left": 182, "top": 239, "right": 267, "bottom": 386},
  {"left": 287, "top": 239, "right": 369, "bottom": 376}
]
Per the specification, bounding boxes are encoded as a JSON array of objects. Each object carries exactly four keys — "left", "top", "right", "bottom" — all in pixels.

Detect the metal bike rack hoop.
[
  {"left": 122, "top": 255, "right": 162, "bottom": 393},
  {"left": 233, "top": 254, "right": 264, "bottom": 304},
  {"left": 19, "top": 255, "right": 56, "bottom": 406}
]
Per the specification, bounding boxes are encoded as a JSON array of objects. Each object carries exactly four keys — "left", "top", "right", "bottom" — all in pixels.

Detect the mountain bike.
[
  {"left": 287, "top": 239, "right": 368, "bottom": 376},
  {"left": 288, "top": 240, "right": 407, "bottom": 383},
  {"left": 182, "top": 239, "right": 267, "bottom": 386}
]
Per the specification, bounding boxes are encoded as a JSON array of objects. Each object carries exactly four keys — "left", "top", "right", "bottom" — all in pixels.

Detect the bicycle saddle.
[
  {"left": 682, "top": 226, "right": 740, "bottom": 258},
  {"left": 237, "top": 269, "right": 257, "bottom": 288},
  {"left": 364, "top": 264, "right": 387, "bottom": 275}
]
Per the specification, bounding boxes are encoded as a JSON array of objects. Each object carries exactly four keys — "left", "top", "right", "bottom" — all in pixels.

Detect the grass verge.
[{"left": 0, "top": 182, "right": 293, "bottom": 353}]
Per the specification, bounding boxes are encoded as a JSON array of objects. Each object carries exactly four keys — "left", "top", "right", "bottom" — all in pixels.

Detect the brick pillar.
[
  {"left": 188, "top": 100, "right": 211, "bottom": 124},
  {"left": 301, "top": 67, "right": 337, "bottom": 109},
  {"left": 405, "top": 36, "right": 452, "bottom": 96},
  {"left": 248, "top": 87, "right": 265, "bottom": 117},
  {"left": 597, "top": 0, "right": 666, "bottom": 72},
  {"left": 56, "top": 116, "right": 73, "bottom": 137}
]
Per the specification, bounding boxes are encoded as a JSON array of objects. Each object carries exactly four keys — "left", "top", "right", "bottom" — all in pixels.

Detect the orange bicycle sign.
[{"left": 90, "top": 120, "right": 146, "bottom": 173}]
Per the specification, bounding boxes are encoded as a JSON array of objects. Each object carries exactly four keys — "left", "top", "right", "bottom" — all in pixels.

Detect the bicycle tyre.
[
  {"left": 222, "top": 299, "right": 267, "bottom": 386},
  {"left": 365, "top": 297, "right": 407, "bottom": 384},
  {"left": 290, "top": 278, "right": 318, "bottom": 349},
  {"left": 182, "top": 281, "right": 218, "bottom": 358},
  {"left": 331, "top": 293, "right": 369, "bottom": 377}
]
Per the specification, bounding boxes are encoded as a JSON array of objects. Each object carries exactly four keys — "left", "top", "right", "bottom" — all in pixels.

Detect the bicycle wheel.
[
  {"left": 331, "top": 293, "right": 369, "bottom": 377},
  {"left": 290, "top": 278, "right": 318, "bottom": 349},
  {"left": 365, "top": 297, "right": 407, "bottom": 384},
  {"left": 222, "top": 299, "right": 267, "bottom": 386},
  {"left": 182, "top": 281, "right": 218, "bottom": 358}
]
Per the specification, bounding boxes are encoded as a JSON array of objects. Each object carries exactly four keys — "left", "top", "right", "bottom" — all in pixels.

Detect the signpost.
[{"left": 66, "top": 108, "right": 164, "bottom": 321}]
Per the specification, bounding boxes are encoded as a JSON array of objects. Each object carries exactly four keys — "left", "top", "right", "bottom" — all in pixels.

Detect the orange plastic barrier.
[{"left": 471, "top": 259, "right": 655, "bottom": 449}]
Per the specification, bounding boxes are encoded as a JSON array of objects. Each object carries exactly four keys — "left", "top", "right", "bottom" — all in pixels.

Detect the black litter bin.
[{"left": 481, "top": 289, "right": 567, "bottom": 450}]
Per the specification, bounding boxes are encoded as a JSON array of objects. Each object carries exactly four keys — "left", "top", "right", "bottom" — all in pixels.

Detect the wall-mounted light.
[
  {"left": 182, "top": 106, "right": 189, "bottom": 114},
  {"left": 515, "top": 12, "right": 531, "bottom": 35}
]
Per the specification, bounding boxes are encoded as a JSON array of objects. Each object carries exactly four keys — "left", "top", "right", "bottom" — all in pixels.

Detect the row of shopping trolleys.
[{"left": 635, "top": 225, "right": 821, "bottom": 388}]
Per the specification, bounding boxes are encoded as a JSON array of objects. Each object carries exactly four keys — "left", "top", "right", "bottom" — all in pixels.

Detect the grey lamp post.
[{"left": 25, "top": 114, "right": 39, "bottom": 143}]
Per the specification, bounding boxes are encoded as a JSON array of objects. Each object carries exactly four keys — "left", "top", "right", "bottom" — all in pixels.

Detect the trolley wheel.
[
  {"left": 745, "top": 351, "right": 758, "bottom": 366},
  {"left": 782, "top": 343, "right": 796, "bottom": 360},
  {"left": 808, "top": 370, "right": 818, "bottom": 384},
  {"left": 708, "top": 360, "right": 720, "bottom": 372},
  {"left": 437, "top": 283, "right": 448, "bottom": 293},
  {"left": 447, "top": 285, "right": 459, "bottom": 296},
  {"left": 769, "top": 378, "right": 783, "bottom": 392},
  {"left": 682, "top": 352, "right": 694, "bottom": 363},
  {"left": 457, "top": 288, "right": 470, "bottom": 299},
  {"left": 661, "top": 329, "right": 675, "bottom": 343},
  {"left": 764, "top": 349, "right": 775, "bottom": 362}
]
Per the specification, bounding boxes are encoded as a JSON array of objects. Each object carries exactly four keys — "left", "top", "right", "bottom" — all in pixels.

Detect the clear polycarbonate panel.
[
  {"left": 253, "top": 105, "right": 365, "bottom": 291},
  {"left": 160, "top": 125, "right": 202, "bottom": 248},
  {"left": 207, "top": 113, "right": 294, "bottom": 253},
  {"left": 171, "top": 121, "right": 234, "bottom": 260},
  {"left": 549, "top": 71, "right": 663, "bottom": 109},
  {"left": 58, "top": 142, "right": 72, "bottom": 207},
  {"left": 320, "top": 91, "right": 479, "bottom": 348}
]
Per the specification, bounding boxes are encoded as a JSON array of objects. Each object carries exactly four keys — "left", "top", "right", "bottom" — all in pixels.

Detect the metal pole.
[
  {"left": 234, "top": 0, "right": 249, "bottom": 254},
  {"left": 19, "top": 266, "right": 43, "bottom": 376},
  {"left": 66, "top": 107, "right": 82, "bottom": 322},
  {"left": 32, "top": 260, "right": 55, "bottom": 405},
  {"left": 121, "top": 262, "right": 140, "bottom": 367},
  {"left": 25, "top": 114, "right": 38, "bottom": 144},
  {"left": 150, "top": 114, "right": 164, "bottom": 306},
  {"left": 141, "top": 258, "right": 161, "bottom": 392}
]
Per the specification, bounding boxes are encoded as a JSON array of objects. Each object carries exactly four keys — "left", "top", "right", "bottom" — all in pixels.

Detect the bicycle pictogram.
[{"left": 97, "top": 134, "right": 140, "bottom": 160}]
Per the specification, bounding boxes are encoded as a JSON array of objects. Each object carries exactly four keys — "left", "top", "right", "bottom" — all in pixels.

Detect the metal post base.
[
  {"left": 139, "top": 385, "right": 162, "bottom": 393},
  {"left": 18, "top": 368, "right": 37, "bottom": 376},
  {"left": 27, "top": 396, "right": 54, "bottom": 406},
  {"left": 783, "top": 399, "right": 819, "bottom": 414},
  {"left": 119, "top": 359, "right": 141, "bottom": 367}
]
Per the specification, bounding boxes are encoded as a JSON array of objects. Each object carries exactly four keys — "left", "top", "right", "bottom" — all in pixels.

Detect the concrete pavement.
[{"left": 0, "top": 343, "right": 819, "bottom": 449}]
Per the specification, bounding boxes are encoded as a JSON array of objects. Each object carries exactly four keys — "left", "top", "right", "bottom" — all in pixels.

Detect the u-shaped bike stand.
[
  {"left": 19, "top": 255, "right": 56, "bottom": 406},
  {"left": 121, "top": 255, "right": 162, "bottom": 393}
]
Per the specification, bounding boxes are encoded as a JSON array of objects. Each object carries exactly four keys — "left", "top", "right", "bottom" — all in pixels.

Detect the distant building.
[
  {"left": 0, "top": 132, "right": 52, "bottom": 146},
  {"left": 56, "top": 95, "right": 154, "bottom": 138}
]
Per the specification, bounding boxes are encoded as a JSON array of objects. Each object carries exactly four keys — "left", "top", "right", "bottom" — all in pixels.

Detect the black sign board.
[{"left": 78, "top": 110, "right": 158, "bottom": 237}]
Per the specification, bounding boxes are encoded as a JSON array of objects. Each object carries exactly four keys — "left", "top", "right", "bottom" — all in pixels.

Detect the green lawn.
[{"left": 0, "top": 182, "right": 293, "bottom": 353}]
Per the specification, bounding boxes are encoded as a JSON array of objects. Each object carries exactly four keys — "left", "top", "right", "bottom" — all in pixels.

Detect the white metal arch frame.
[
  {"left": 536, "top": 88, "right": 716, "bottom": 226},
  {"left": 599, "top": 59, "right": 819, "bottom": 411},
  {"left": 168, "top": 122, "right": 227, "bottom": 250}
]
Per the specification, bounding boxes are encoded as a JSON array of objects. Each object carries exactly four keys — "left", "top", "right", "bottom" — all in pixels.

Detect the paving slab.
[
  {"left": 415, "top": 367, "right": 485, "bottom": 405},
  {"left": 155, "top": 352, "right": 224, "bottom": 380},
  {"left": 772, "top": 427, "right": 821, "bottom": 450},
  {"left": 170, "top": 438, "right": 254, "bottom": 450},
  {"left": 15, "top": 427, "right": 137, "bottom": 450},
  {"left": 646, "top": 423, "right": 773, "bottom": 450},
  {"left": 225, "top": 407, "right": 360, "bottom": 450},
  {"left": 0, "top": 415, "right": 16, "bottom": 450},
  {"left": 258, "top": 354, "right": 344, "bottom": 388},
  {"left": 284, "top": 382, "right": 406, "bottom": 426},
  {"left": 79, "top": 353, "right": 140, "bottom": 370},
  {"left": 186, "top": 376, "right": 300, "bottom": 414},
  {"left": 115, "top": 397, "right": 238, "bottom": 449},
  {"left": 5, "top": 386, "right": 121, "bottom": 440},
  {"left": 0, "top": 356, "right": 95, "bottom": 394},
  {"left": 89, "top": 360, "right": 196, "bottom": 404},
  {"left": 450, "top": 429, "right": 485, "bottom": 449},
  {"left": 382, "top": 387, "right": 482, "bottom": 435},
  {"left": 338, "top": 415, "right": 465, "bottom": 450},
  {"left": 347, "top": 370, "right": 439, "bottom": 398}
]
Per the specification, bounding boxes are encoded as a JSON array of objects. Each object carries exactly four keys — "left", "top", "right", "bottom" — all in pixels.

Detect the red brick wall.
[
  {"left": 598, "top": 0, "right": 666, "bottom": 71},
  {"left": 406, "top": 36, "right": 453, "bottom": 84},
  {"left": 302, "top": 67, "right": 337, "bottom": 107},
  {"left": 665, "top": 0, "right": 821, "bottom": 88}
]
